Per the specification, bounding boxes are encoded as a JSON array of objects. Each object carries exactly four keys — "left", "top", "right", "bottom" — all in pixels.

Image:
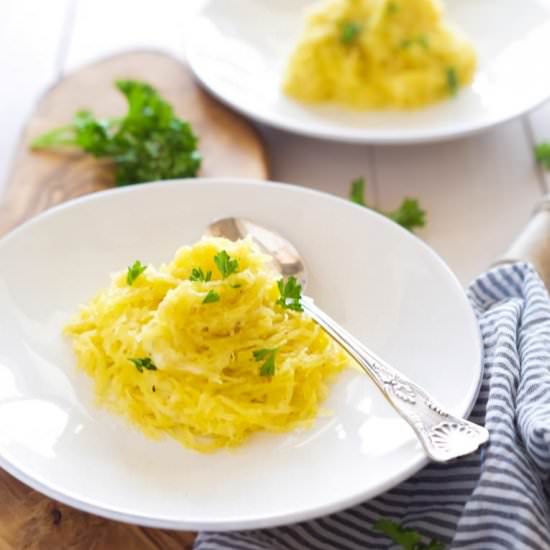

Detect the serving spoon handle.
[{"left": 302, "top": 297, "right": 489, "bottom": 462}]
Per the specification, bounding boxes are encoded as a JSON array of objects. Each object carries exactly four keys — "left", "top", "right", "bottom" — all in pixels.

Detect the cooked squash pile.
[
  {"left": 65, "top": 238, "right": 348, "bottom": 452},
  {"left": 283, "top": 0, "right": 476, "bottom": 109}
]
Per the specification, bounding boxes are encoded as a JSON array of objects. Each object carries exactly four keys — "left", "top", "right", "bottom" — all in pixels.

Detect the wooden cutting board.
[
  {"left": 0, "top": 51, "right": 269, "bottom": 550},
  {"left": 0, "top": 50, "right": 269, "bottom": 234}
]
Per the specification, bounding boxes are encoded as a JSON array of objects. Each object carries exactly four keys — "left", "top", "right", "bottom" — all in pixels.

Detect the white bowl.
[
  {"left": 186, "top": 0, "right": 550, "bottom": 143},
  {"left": 0, "top": 179, "right": 481, "bottom": 529}
]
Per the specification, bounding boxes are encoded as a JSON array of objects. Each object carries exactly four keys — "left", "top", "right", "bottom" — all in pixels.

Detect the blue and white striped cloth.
[{"left": 195, "top": 263, "right": 550, "bottom": 550}]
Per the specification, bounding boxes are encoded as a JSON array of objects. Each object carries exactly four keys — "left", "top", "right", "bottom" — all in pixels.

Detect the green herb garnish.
[
  {"left": 374, "top": 519, "right": 445, "bottom": 550},
  {"left": 401, "top": 35, "right": 429, "bottom": 49},
  {"left": 31, "top": 80, "right": 201, "bottom": 186},
  {"left": 350, "top": 177, "right": 426, "bottom": 232},
  {"left": 126, "top": 260, "right": 147, "bottom": 285},
  {"left": 129, "top": 357, "right": 157, "bottom": 373},
  {"left": 190, "top": 267, "right": 212, "bottom": 282},
  {"left": 253, "top": 348, "right": 278, "bottom": 377},
  {"left": 385, "top": 198, "right": 426, "bottom": 230},
  {"left": 386, "top": 1, "right": 400, "bottom": 15},
  {"left": 202, "top": 290, "right": 220, "bottom": 304},
  {"left": 446, "top": 67, "right": 459, "bottom": 96},
  {"left": 214, "top": 250, "right": 239, "bottom": 279},
  {"left": 535, "top": 142, "right": 550, "bottom": 168},
  {"left": 276, "top": 276, "right": 303, "bottom": 312},
  {"left": 340, "top": 21, "right": 363, "bottom": 45},
  {"left": 350, "top": 177, "right": 368, "bottom": 206}
]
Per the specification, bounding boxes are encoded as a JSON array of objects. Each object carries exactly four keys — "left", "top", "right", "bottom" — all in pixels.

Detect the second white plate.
[{"left": 186, "top": 0, "right": 550, "bottom": 144}]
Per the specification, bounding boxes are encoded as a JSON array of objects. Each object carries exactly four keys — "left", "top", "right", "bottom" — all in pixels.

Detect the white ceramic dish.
[
  {"left": 0, "top": 179, "right": 481, "bottom": 530},
  {"left": 186, "top": 0, "right": 550, "bottom": 144}
]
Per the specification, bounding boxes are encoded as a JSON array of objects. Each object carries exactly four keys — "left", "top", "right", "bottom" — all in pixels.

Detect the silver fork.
[{"left": 303, "top": 298, "right": 488, "bottom": 462}]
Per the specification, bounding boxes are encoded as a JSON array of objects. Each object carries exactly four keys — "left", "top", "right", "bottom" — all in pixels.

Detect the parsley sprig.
[
  {"left": 535, "top": 142, "right": 550, "bottom": 168},
  {"left": 374, "top": 519, "right": 445, "bottom": 550},
  {"left": 188, "top": 250, "right": 239, "bottom": 305},
  {"left": 127, "top": 260, "right": 147, "bottom": 285},
  {"left": 129, "top": 357, "right": 157, "bottom": 373},
  {"left": 276, "top": 277, "right": 303, "bottom": 312},
  {"left": 253, "top": 348, "right": 278, "bottom": 377},
  {"left": 401, "top": 35, "right": 429, "bottom": 49},
  {"left": 446, "top": 67, "right": 459, "bottom": 96},
  {"left": 214, "top": 250, "right": 239, "bottom": 279},
  {"left": 340, "top": 21, "right": 363, "bottom": 45},
  {"left": 350, "top": 177, "right": 368, "bottom": 206},
  {"left": 202, "top": 290, "right": 220, "bottom": 304},
  {"left": 386, "top": 1, "right": 400, "bottom": 15},
  {"left": 190, "top": 267, "right": 212, "bottom": 282},
  {"left": 350, "top": 177, "right": 426, "bottom": 232},
  {"left": 31, "top": 80, "right": 201, "bottom": 186}
]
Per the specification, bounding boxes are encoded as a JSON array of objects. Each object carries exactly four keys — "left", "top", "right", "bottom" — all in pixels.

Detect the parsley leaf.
[
  {"left": 253, "top": 348, "right": 278, "bottom": 377},
  {"left": 401, "top": 35, "right": 429, "bottom": 49},
  {"left": 202, "top": 290, "right": 220, "bottom": 304},
  {"left": 386, "top": 1, "right": 400, "bottom": 15},
  {"left": 374, "top": 519, "right": 445, "bottom": 550},
  {"left": 340, "top": 21, "right": 363, "bottom": 45},
  {"left": 129, "top": 357, "right": 157, "bottom": 373},
  {"left": 535, "top": 142, "right": 550, "bottom": 168},
  {"left": 350, "top": 177, "right": 367, "bottom": 206},
  {"left": 386, "top": 198, "right": 426, "bottom": 231},
  {"left": 276, "top": 276, "right": 303, "bottom": 312},
  {"left": 127, "top": 260, "right": 147, "bottom": 285},
  {"left": 190, "top": 267, "right": 212, "bottom": 282},
  {"left": 214, "top": 250, "right": 239, "bottom": 279},
  {"left": 446, "top": 67, "right": 459, "bottom": 96},
  {"left": 349, "top": 177, "right": 426, "bottom": 232},
  {"left": 31, "top": 80, "right": 201, "bottom": 186}
]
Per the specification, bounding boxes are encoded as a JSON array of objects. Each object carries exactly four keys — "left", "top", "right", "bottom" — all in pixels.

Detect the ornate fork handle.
[{"left": 302, "top": 298, "right": 489, "bottom": 462}]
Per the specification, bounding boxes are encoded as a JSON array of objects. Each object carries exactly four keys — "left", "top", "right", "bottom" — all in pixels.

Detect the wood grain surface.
[
  {"left": 0, "top": 50, "right": 269, "bottom": 235},
  {"left": 0, "top": 50, "right": 269, "bottom": 550}
]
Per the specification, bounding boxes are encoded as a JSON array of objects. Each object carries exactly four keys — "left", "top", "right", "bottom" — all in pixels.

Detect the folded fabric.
[{"left": 195, "top": 263, "right": 550, "bottom": 550}]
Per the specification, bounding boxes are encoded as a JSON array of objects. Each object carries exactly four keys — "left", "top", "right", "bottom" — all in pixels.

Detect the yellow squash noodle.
[
  {"left": 65, "top": 238, "right": 348, "bottom": 452},
  {"left": 283, "top": 0, "right": 477, "bottom": 109}
]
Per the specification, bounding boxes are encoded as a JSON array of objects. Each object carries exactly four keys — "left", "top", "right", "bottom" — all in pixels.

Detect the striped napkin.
[{"left": 195, "top": 263, "right": 550, "bottom": 550}]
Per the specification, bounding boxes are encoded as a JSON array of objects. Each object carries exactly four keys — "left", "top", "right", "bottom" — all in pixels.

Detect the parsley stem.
[{"left": 31, "top": 126, "right": 76, "bottom": 149}]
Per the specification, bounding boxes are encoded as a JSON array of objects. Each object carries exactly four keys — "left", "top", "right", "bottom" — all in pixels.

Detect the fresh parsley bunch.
[{"left": 32, "top": 80, "right": 201, "bottom": 186}]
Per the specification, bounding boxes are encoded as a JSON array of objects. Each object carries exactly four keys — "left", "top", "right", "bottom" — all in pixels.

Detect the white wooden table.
[{"left": 2, "top": 0, "right": 549, "bottom": 284}]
